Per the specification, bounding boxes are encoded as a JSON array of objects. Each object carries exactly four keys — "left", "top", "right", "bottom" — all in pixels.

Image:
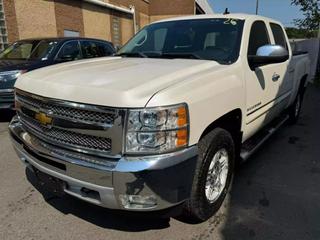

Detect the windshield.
[
  {"left": 118, "top": 18, "right": 244, "bottom": 64},
  {"left": 0, "top": 40, "right": 58, "bottom": 60}
]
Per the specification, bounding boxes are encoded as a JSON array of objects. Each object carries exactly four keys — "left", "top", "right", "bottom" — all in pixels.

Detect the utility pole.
[{"left": 256, "top": 0, "right": 259, "bottom": 15}]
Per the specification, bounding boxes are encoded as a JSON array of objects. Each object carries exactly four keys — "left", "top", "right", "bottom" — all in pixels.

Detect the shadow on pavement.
[
  {"left": 219, "top": 86, "right": 320, "bottom": 240},
  {"left": 0, "top": 109, "right": 15, "bottom": 122},
  {"left": 25, "top": 167, "right": 174, "bottom": 232}
]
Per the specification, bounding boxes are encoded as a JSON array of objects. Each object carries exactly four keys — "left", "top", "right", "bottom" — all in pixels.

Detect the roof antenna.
[{"left": 223, "top": 8, "right": 230, "bottom": 15}]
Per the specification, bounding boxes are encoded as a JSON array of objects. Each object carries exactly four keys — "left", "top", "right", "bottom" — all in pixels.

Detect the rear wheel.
[
  {"left": 183, "top": 128, "right": 235, "bottom": 222},
  {"left": 288, "top": 91, "right": 303, "bottom": 124}
]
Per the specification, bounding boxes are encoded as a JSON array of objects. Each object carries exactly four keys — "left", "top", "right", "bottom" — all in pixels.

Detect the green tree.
[
  {"left": 291, "top": 0, "right": 320, "bottom": 30},
  {"left": 286, "top": 27, "right": 318, "bottom": 38}
]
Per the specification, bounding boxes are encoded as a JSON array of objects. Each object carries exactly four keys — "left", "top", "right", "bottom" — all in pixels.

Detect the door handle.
[{"left": 272, "top": 73, "right": 280, "bottom": 82}]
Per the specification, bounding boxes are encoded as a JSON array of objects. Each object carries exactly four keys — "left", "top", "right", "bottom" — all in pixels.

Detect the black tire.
[
  {"left": 183, "top": 128, "right": 235, "bottom": 222},
  {"left": 288, "top": 91, "right": 303, "bottom": 124}
]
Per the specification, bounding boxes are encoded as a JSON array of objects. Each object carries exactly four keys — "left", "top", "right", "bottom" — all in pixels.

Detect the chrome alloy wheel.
[{"left": 205, "top": 148, "right": 229, "bottom": 203}]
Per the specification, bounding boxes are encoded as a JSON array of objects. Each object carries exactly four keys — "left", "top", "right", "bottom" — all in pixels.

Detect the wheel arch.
[
  {"left": 199, "top": 109, "right": 243, "bottom": 148},
  {"left": 299, "top": 74, "right": 308, "bottom": 93}
]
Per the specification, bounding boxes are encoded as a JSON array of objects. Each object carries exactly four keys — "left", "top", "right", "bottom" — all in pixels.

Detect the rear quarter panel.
[{"left": 287, "top": 54, "right": 310, "bottom": 106}]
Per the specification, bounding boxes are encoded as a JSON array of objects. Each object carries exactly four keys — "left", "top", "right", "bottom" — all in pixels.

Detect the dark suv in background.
[{"left": 0, "top": 37, "right": 115, "bottom": 109}]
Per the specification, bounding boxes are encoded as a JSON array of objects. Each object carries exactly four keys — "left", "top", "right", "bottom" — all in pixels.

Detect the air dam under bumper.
[{"left": 9, "top": 116, "right": 198, "bottom": 211}]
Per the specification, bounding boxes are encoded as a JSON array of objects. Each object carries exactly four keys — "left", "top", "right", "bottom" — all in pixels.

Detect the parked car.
[
  {"left": 10, "top": 14, "right": 310, "bottom": 222},
  {"left": 0, "top": 37, "right": 115, "bottom": 109}
]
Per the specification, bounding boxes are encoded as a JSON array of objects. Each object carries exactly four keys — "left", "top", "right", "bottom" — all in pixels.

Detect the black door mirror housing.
[
  {"left": 248, "top": 44, "right": 289, "bottom": 70},
  {"left": 56, "top": 55, "right": 74, "bottom": 63}
]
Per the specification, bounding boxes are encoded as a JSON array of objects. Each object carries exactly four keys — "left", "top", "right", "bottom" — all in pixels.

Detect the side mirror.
[
  {"left": 56, "top": 55, "right": 74, "bottom": 62},
  {"left": 248, "top": 45, "right": 289, "bottom": 69}
]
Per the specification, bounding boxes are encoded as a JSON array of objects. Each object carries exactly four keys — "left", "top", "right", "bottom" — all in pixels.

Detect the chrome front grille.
[
  {"left": 20, "top": 114, "right": 112, "bottom": 153},
  {"left": 15, "top": 89, "right": 125, "bottom": 158},
  {"left": 16, "top": 91, "right": 115, "bottom": 126}
]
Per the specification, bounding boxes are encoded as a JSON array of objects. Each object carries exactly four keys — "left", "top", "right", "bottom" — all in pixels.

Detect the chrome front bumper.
[{"left": 9, "top": 116, "right": 198, "bottom": 211}]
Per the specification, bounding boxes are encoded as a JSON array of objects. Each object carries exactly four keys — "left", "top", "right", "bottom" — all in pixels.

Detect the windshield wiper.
[
  {"left": 115, "top": 52, "right": 148, "bottom": 58},
  {"left": 115, "top": 52, "right": 203, "bottom": 60},
  {"left": 160, "top": 52, "right": 202, "bottom": 60}
]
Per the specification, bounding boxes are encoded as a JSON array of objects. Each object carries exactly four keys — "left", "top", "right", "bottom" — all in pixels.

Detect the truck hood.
[{"left": 15, "top": 57, "right": 220, "bottom": 107}]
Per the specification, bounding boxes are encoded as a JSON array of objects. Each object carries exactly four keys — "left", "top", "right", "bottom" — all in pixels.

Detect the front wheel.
[{"left": 183, "top": 128, "right": 235, "bottom": 222}]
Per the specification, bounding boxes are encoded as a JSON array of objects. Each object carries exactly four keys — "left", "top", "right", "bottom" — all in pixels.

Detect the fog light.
[{"left": 119, "top": 194, "right": 157, "bottom": 209}]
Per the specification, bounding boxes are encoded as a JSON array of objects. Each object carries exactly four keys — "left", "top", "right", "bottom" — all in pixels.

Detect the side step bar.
[{"left": 240, "top": 115, "right": 289, "bottom": 161}]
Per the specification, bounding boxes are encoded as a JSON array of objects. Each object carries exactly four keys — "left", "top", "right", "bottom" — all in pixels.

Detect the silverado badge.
[{"left": 35, "top": 112, "right": 53, "bottom": 126}]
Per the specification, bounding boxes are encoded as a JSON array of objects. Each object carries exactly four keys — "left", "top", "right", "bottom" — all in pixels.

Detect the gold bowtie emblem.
[{"left": 35, "top": 112, "right": 53, "bottom": 126}]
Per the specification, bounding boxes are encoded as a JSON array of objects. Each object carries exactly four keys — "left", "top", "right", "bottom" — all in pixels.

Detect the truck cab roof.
[{"left": 154, "top": 13, "right": 282, "bottom": 25}]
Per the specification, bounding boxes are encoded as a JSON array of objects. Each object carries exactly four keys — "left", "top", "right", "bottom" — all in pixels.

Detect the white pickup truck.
[{"left": 10, "top": 14, "right": 310, "bottom": 222}]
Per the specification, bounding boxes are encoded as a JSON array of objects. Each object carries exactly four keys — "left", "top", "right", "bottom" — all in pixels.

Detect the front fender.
[{"left": 146, "top": 63, "right": 245, "bottom": 145}]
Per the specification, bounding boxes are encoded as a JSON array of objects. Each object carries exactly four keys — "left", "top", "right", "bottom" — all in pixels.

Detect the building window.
[
  {"left": 64, "top": 29, "right": 80, "bottom": 37},
  {"left": 0, "top": 0, "right": 8, "bottom": 51},
  {"left": 112, "top": 16, "right": 121, "bottom": 47}
]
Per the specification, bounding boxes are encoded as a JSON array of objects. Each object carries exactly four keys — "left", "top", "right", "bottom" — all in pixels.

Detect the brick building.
[{"left": 0, "top": 0, "right": 213, "bottom": 50}]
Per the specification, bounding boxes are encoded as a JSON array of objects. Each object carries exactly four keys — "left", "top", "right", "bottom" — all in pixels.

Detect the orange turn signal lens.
[
  {"left": 177, "top": 106, "right": 187, "bottom": 127},
  {"left": 176, "top": 128, "right": 188, "bottom": 147}
]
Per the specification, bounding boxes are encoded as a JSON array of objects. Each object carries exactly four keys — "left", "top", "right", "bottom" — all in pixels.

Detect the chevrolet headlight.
[
  {"left": 125, "top": 104, "right": 189, "bottom": 154},
  {"left": 0, "top": 70, "right": 26, "bottom": 82}
]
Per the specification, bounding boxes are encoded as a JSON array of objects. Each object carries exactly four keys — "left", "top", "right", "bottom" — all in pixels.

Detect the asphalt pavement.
[{"left": 1, "top": 85, "right": 320, "bottom": 240}]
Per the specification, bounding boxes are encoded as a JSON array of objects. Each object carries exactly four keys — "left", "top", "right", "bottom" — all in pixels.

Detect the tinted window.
[
  {"left": 0, "top": 40, "right": 57, "bottom": 60},
  {"left": 95, "top": 42, "right": 114, "bottom": 56},
  {"left": 118, "top": 19, "right": 245, "bottom": 64},
  {"left": 154, "top": 28, "right": 167, "bottom": 51},
  {"left": 270, "top": 23, "right": 287, "bottom": 49},
  {"left": 81, "top": 41, "right": 114, "bottom": 58},
  {"left": 29, "top": 41, "right": 57, "bottom": 60},
  {"left": 57, "top": 41, "right": 81, "bottom": 61},
  {"left": 248, "top": 21, "right": 270, "bottom": 55}
]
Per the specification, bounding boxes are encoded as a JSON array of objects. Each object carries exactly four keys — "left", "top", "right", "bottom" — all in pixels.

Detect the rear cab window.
[{"left": 270, "top": 23, "right": 288, "bottom": 50}]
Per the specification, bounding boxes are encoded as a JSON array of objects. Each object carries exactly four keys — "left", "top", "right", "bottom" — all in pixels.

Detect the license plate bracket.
[{"left": 34, "top": 169, "right": 66, "bottom": 197}]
